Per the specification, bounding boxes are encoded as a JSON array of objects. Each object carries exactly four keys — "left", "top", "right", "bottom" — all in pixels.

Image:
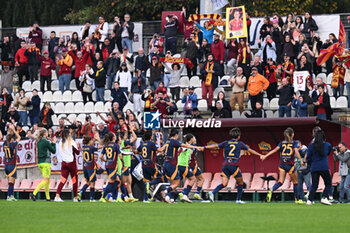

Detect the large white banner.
[
  {"left": 248, "top": 15, "right": 340, "bottom": 49},
  {"left": 0, "top": 140, "right": 37, "bottom": 168},
  {"left": 16, "top": 23, "right": 143, "bottom": 52}
]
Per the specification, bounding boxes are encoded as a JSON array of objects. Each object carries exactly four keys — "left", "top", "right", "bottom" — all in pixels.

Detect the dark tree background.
[{"left": 0, "top": 0, "right": 349, "bottom": 27}]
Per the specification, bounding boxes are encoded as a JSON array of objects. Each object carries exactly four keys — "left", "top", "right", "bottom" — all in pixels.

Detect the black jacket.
[
  {"left": 135, "top": 54, "right": 149, "bottom": 72},
  {"left": 183, "top": 41, "right": 198, "bottom": 60},
  {"left": 92, "top": 68, "right": 107, "bottom": 88},
  {"left": 24, "top": 49, "right": 40, "bottom": 66},
  {"left": 39, "top": 107, "right": 55, "bottom": 128},
  {"left": 0, "top": 41, "right": 11, "bottom": 61},
  {"left": 314, "top": 92, "right": 332, "bottom": 120},
  {"left": 48, "top": 37, "right": 59, "bottom": 60},
  {"left": 164, "top": 19, "right": 178, "bottom": 38},
  {"left": 149, "top": 64, "right": 162, "bottom": 84},
  {"left": 104, "top": 57, "right": 120, "bottom": 75},
  {"left": 302, "top": 18, "right": 318, "bottom": 36},
  {"left": 213, "top": 108, "right": 230, "bottom": 118},
  {"left": 117, "top": 21, "right": 135, "bottom": 40},
  {"left": 276, "top": 85, "right": 294, "bottom": 106},
  {"left": 200, "top": 61, "right": 220, "bottom": 89},
  {"left": 245, "top": 108, "right": 266, "bottom": 118}
]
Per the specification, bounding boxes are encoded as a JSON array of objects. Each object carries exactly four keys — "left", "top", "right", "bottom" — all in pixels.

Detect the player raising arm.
[
  {"left": 204, "top": 128, "right": 263, "bottom": 204},
  {"left": 3, "top": 124, "right": 21, "bottom": 201},
  {"left": 261, "top": 127, "right": 304, "bottom": 204},
  {"left": 99, "top": 132, "right": 124, "bottom": 203},
  {"left": 161, "top": 129, "right": 202, "bottom": 203}
]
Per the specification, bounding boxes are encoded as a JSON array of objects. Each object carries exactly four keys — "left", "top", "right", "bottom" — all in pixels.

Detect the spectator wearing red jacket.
[
  {"left": 36, "top": 50, "right": 56, "bottom": 92},
  {"left": 181, "top": 7, "right": 193, "bottom": 39},
  {"left": 15, "top": 40, "right": 28, "bottom": 87},
  {"left": 68, "top": 47, "right": 90, "bottom": 90},
  {"left": 81, "top": 38, "right": 95, "bottom": 66},
  {"left": 28, "top": 22, "right": 43, "bottom": 51},
  {"left": 211, "top": 33, "right": 225, "bottom": 76}
]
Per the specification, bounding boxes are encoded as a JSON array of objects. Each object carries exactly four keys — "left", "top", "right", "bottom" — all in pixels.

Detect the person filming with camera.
[{"left": 333, "top": 142, "right": 350, "bottom": 203}]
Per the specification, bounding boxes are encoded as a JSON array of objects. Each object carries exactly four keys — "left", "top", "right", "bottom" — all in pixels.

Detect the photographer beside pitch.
[{"left": 333, "top": 142, "right": 350, "bottom": 203}]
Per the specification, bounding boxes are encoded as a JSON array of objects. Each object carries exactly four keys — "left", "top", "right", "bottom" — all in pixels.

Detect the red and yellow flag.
[{"left": 316, "top": 21, "right": 345, "bottom": 66}]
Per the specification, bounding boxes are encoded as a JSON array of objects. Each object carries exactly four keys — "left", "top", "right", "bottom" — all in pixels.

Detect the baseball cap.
[
  {"left": 43, "top": 50, "right": 49, "bottom": 54},
  {"left": 251, "top": 66, "right": 258, "bottom": 71},
  {"left": 189, "top": 86, "right": 195, "bottom": 90}
]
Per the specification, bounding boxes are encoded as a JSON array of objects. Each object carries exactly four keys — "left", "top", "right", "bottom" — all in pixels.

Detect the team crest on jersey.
[{"left": 143, "top": 111, "right": 161, "bottom": 129}]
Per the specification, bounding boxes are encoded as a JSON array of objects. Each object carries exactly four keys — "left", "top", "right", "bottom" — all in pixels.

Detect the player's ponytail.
[
  {"left": 313, "top": 130, "right": 325, "bottom": 157},
  {"left": 103, "top": 132, "right": 114, "bottom": 146},
  {"left": 184, "top": 134, "right": 194, "bottom": 143},
  {"left": 6, "top": 134, "right": 12, "bottom": 146},
  {"left": 284, "top": 127, "right": 294, "bottom": 143},
  {"left": 38, "top": 128, "right": 48, "bottom": 141}
]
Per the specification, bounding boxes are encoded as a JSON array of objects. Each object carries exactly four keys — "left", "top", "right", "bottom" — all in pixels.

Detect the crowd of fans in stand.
[{"left": 0, "top": 9, "right": 350, "bottom": 139}]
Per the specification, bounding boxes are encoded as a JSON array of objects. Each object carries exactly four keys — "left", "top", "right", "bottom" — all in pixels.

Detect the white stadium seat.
[
  {"left": 70, "top": 80, "right": 77, "bottom": 90},
  {"left": 52, "top": 91, "right": 62, "bottom": 102},
  {"left": 51, "top": 80, "right": 59, "bottom": 91},
  {"left": 22, "top": 81, "right": 31, "bottom": 92},
  {"left": 67, "top": 114, "right": 76, "bottom": 122},
  {"left": 179, "top": 76, "right": 190, "bottom": 88},
  {"left": 62, "top": 91, "right": 72, "bottom": 102},
  {"left": 104, "top": 102, "right": 112, "bottom": 112},
  {"left": 57, "top": 114, "right": 67, "bottom": 120},
  {"left": 197, "top": 99, "right": 208, "bottom": 112},
  {"left": 336, "top": 96, "right": 348, "bottom": 108},
  {"left": 104, "top": 90, "right": 111, "bottom": 101},
  {"left": 64, "top": 102, "right": 75, "bottom": 113},
  {"left": 273, "top": 111, "right": 279, "bottom": 118},
  {"left": 326, "top": 73, "right": 333, "bottom": 85},
  {"left": 51, "top": 114, "right": 58, "bottom": 125},
  {"left": 25, "top": 92, "right": 33, "bottom": 98},
  {"left": 173, "top": 54, "right": 181, "bottom": 58},
  {"left": 194, "top": 88, "right": 202, "bottom": 99},
  {"left": 55, "top": 103, "right": 65, "bottom": 114},
  {"left": 189, "top": 76, "right": 201, "bottom": 88},
  {"left": 38, "top": 91, "right": 43, "bottom": 99},
  {"left": 72, "top": 90, "right": 83, "bottom": 102},
  {"left": 94, "top": 102, "right": 105, "bottom": 113},
  {"left": 32, "top": 81, "right": 40, "bottom": 90},
  {"left": 176, "top": 100, "right": 184, "bottom": 110},
  {"left": 269, "top": 98, "right": 279, "bottom": 110},
  {"left": 330, "top": 97, "right": 336, "bottom": 108},
  {"left": 316, "top": 73, "right": 327, "bottom": 83},
  {"left": 263, "top": 98, "right": 270, "bottom": 109},
  {"left": 76, "top": 114, "right": 86, "bottom": 123},
  {"left": 266, "top": 110, "right": 274, "bottom": 118},
  {"left": 84, "top": 102, "right": 95, "bottom": 113},
  {"left": 42, "top": 92, "right": 53, "bottom": 102},
  {"left": 232, "top": 111, "right": 241, "bottom": 118},
  {"left": 74, "top": 102, "right": 85, "bottom": 113},
  {"left": 123, "top": 101, "right": 134, "bottom": 112},
  {"left": 327, "top": 85, "right": 333, "bottom": 97}
]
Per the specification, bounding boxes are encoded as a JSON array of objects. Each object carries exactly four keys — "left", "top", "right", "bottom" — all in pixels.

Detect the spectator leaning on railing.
[{"left": 333, "top": 142, "right": 350, "bottom": 203}]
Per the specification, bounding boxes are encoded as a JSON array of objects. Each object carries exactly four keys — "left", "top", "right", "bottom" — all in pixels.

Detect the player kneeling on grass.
[
  {"left": 162, "top": 129, "right": 202, "bottom": 203},
  {"left": 4, "top": 124, "right": 21, "bottom": 201},
  {"left": 177, "top": 134, "right": 198, "bottom": 203},
  {"left": 261, "top": 127, "right": 304, "bottom": 204},
  {"left": 204, "top": 128, "right": 263, "bottom": 204},
  {"left": 120, "top": 125, "right": 138, "bottom": 203},
  {"left": 77, "top": 135, "right": 100, "bottom": 202},
  {"left": 30, "top": 129, "right": 56, "bottom": 201},
  {"left": 99, "top": 132, "right": 124, "bottom": 203},
  {"left": 137, "top": 130, "right": 164, "bottom": 203}
]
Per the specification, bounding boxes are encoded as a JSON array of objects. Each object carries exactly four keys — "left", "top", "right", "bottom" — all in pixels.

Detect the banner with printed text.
[
  {"left": 226, "top": 6, "right": 247, "bottom": 39},
  {"left": 0, "top": 140, "right": 37, "bottom": 168}
]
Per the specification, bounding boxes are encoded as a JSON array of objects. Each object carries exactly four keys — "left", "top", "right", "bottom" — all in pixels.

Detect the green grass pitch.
[{"left": 1, "top": 201, "right": 349, "bottom": 233}]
